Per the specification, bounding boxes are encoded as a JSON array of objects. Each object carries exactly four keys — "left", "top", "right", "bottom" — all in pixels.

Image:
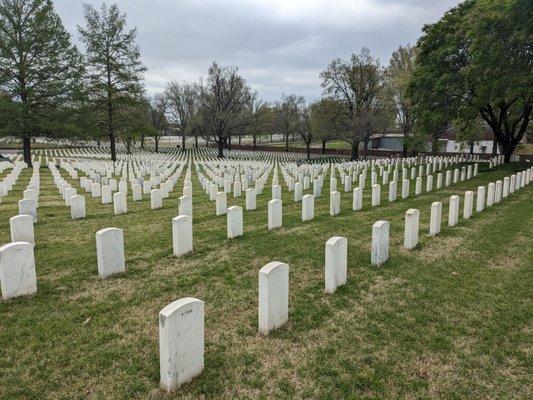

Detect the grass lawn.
[
  {"left": 267, "top": 140, "right": 351, "bottom": 150},
  {"left": 0, "top": 161, "right": 532, "bottom": 399}
]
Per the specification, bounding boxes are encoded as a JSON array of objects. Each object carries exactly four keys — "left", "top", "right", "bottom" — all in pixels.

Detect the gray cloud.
[{"left": 53, "top": 0, "right": 460, "bottom": 102}]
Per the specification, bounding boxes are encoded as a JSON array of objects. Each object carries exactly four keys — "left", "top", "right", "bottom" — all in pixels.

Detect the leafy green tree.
[
  {"left": 320, "top": 48, "right": 384, "bottom": 160},
  {"left": 79, "top": 2, "right": 146, "bottom": 162},
  {"left": 310, "top": 98, "right": 347, "bottom": 154},
  {"left": 118, "top": 101, "right": 150, "bottom": 154},
  {"left": 384, "top": 44, "right": 417, "bottom": 156},
  {"left": 0, "top": 0, "right": 83, "bottom": 166},
  {"left": 409, "top": 0, "right": 532, "bottom": 162}
]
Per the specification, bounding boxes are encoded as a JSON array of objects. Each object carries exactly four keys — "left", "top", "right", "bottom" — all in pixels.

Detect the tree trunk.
[
  {"left": 109, "top": 134, "right": 117, "bottom": 162},
  {"left": 23, "top": 135, "right": 32, "bottom": 167},
  {"left": 402, "top": 131, "right": 408, "bottom": 157},
  {"left": 492, "top": 138, "right": 498, "bottom": 156},
  {"left": 306, "top": 143, "right": 311, "bottom": 161},
  {"left": 253, "top": 135, "right": 257, "bottom": 150},
  {"left": 238, "top": 135, "right": 241, "bottom": 145},
  {"left": 155, "top": 137, "right": 159, "bottom": 153},
  {"left": 321, "top": 140, "right": 326, "bottom": 154},
  {"left": 350, "top": 141, "right": 359, "bottom": 161},
  {"left": 195, "top": 135, "right": 198, "bottom": 148},
  {"left": 285, "top": 133, "right": 289, "bottom": 152},
  {"left": 182, "top": 134, "right": 185, "bottom": 149},
  {"left": 469, "top": 141, "right": 474, "bottom": 154},
  {"left": 217, "top": 140, "right": 224, "bottom": 158}
]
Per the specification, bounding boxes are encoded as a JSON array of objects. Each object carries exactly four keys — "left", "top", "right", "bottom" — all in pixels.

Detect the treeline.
[{"left": 0, "top": 0, "right": 530, "bottom": 165}]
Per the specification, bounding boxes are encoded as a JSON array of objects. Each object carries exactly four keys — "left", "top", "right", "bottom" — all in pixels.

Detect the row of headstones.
[
  {"left": 175, "top": 160, "right": 483, "bottom": 242},
  {"left": 51, "top": 162, "right": 186, "bottom": 217},
  {"left": 174, "top": 166, "right": 532, "bottom": 264},
  {"left": 16, "top": 166, "right": 41, "bottom": 222},
  {"left": 401, "top": 166, "right": 533, "bottom": 256},
  {"left": 156, "top": 166, "right": 531, "bottom": 392},
  {"left": 5, "top": 164, "right": 529, "bottom": 302},
  {"left": 0, "top": 161, "right": 26, "bottom": 201},
  {"left": 200, "top": 161, "right": 479, "bottom": 227}
]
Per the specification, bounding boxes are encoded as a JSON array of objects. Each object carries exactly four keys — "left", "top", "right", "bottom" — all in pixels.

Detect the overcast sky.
[{"left": 53, "top": 0, "right": 460, "bottom": 102}]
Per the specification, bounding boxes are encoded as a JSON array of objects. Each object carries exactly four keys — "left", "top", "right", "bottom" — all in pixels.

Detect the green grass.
[
  {"left": 0, "top": 161, "right": 532, "bottom": 399},
  {"left": 267, "top": 140, "right": 351, "bottom": 150}
]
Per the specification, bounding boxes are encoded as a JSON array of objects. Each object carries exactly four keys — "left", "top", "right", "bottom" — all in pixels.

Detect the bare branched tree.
[
  {"left": 320, "top": 48, "right": 384, "bottom": 160},
  {"left": 165, "top": 81, "right": 199, "bottom": 149},
  {"left": 197, "top": 62, "right": 253, "bottom": 158}
]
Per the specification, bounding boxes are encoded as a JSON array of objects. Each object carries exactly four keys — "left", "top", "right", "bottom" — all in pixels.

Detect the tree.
[
  {"left": 310, "top": 98, "right": 346, "bottom": 154},
  {"left": 409, "top": 0, "right": 532, "bottom": 162},
  {"left": 197, "top": 62, "right": 253, "bottom": 158},
  {"left": 0, "top": 0, "right": 83, "bottom": 166},
  {"left": 244, "top": 93, "right": 270, "bottom": 150},
  {"left": 299, "top": 102, "right": 316, "bottom": 161},
  {"left": 79, "top": 2, "right": 146, "bottom": 162},
  {"left": 320, "top": 48, "right": 384, "bottom": 160},
  {"left": 146, "top": 94, "right": 168, "bottom": 153},
  {"left": 275, "top": 94, "right": 304, "bottom": 152},
  {"left": 384, "top": 44, "right": 418, "bottom": 156},
  {"left": 165, "top": 81, "right": 199, "bottom": 150},
  {"left": 117, "top": 101, "right": 149, "bottom": 154}
]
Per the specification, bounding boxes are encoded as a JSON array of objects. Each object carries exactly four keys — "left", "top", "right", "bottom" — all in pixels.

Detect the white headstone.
[
  {"left": 0, "top": 242, "right": 37, "bottom": 300},
  {"left": 179, "top": 196, "right": 193, "bottom": 217},
  {"left": 10, "top": 215, "right": 35, "bottom": 245},
  {"left": 70, "top": 195, "right": 86, "bottom": 220},
  {"left": 463, "top": 191, "right": 474, "bottom": 219},
  {"left": 64, "top": 187, "right": 77, "bottom": 206},
  {"left": 352, "top": 187, "right": 363, "bottom": 211},
  {"left": 401, "top": 179, "right": 409, "bottom": 199},
  {"left": 215, "top": 191, "right": 227, "bottom": 216},
  {"left": 448, "top": 195, "right": 460, "bottom": 227},
  {"left": 258, "top": 261, "right": 289, "bottom": 335},
  {"left": 151, "top": 189, "right": 163, "bottom": 210},
  {"left": 101, "top": 185, "right": 112, "bottom": 204},
  {"left": 91, "top": 182, "right": 101, "bottom": 198},
  {"left": 272, "top": 185, "right": 281, "bottom": 200},
  {"left": 227, "top": 206, "right": 243, "bottom": 238},
  {"left": 486, "top": 183, "right": 495, "bottom": 207},
  {"left": 18, "top": 199, "right": 37, "bottom": 223},
  {"left": 404, "top": 209, "right": 419, "bottom": 250},
  {"left": 429, "top": 201, "right": 442, "bottom": 236},
  {"left": 132, "top": 184, "right": 142, "bottom": 201},
  {"left": 172, "top": 215, "right": 193, "bottom": 256},
  {"left": 330, "top": 191, "right": 340, "bottom": 216},
  {"left": 95, "top": 227, "right": 125, "bottom": 278},
  {"left": 371, "top": 184, "right": 380, "bottom": 206},
  {"left": 476, "top": 186, "right": 485, "bottom": 212},
  {"left": 268, "top": 199, "right": 282, "bottom": 230},
  {"left": 159, "top": 297, "right": 204, "bottom": 392},
  {"left": 371, "top": 220, "right": 389, "bottom": 266},
  {"left": 113, "top": 192, "right": 127, "bottom": 215},
  {"left": 302, "top": 194, "right": 314, "bottom": 221},
  {"left": 324, "top": 236, "right": 347, "bottom": 293},
  {"left": 294, "top": 182, "right": 302, "bottom": 202},
  {"left": 245, "top": 188, "right": 256, "bottom": 211}
]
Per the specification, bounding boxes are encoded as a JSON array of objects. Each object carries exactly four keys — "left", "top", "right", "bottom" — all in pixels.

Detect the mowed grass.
[{"left": 0, "top": 160, "right": 532, "bottom": 400}]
